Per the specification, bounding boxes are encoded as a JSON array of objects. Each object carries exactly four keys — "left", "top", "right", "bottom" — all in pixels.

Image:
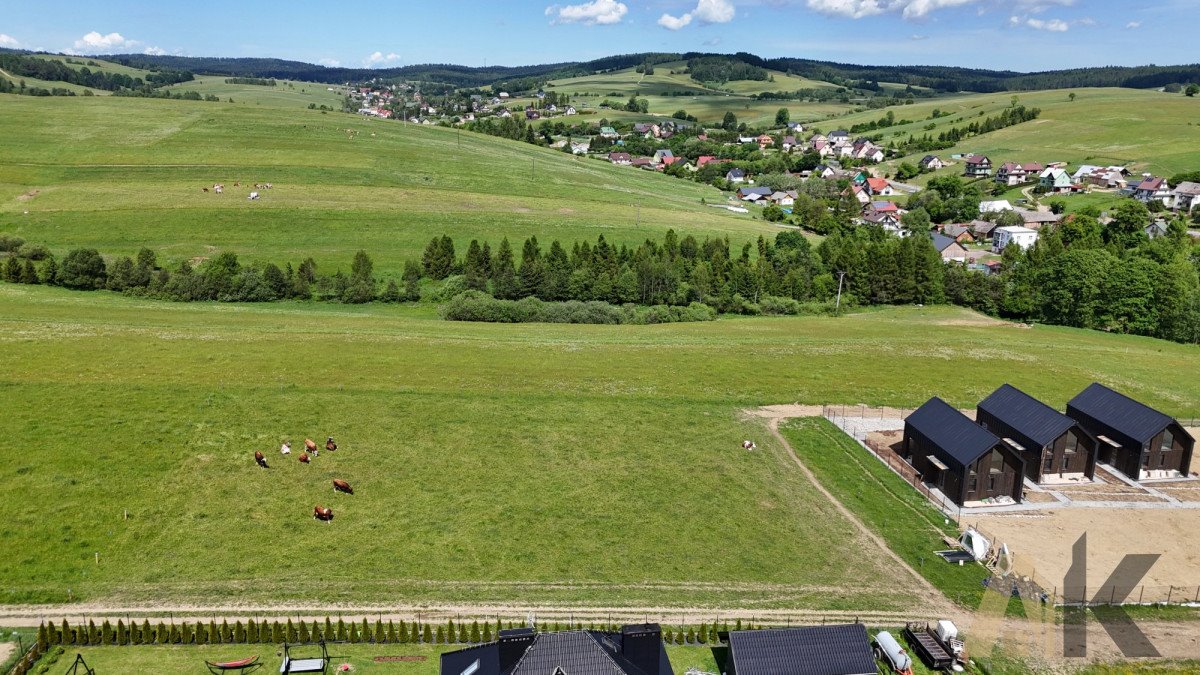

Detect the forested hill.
[{"left": 7, "top": 46, "right": 1199, "bottom": 93}]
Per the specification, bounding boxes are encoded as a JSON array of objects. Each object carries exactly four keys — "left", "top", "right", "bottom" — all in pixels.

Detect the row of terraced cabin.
[{"left": 904, "top": 383, "right": 1194, "bottom": 507}]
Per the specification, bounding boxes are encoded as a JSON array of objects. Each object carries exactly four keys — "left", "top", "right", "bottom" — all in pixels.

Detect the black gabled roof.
[
  {"left": 441, "top": 627, "right": 671, "bottom": 675},
  {"left": 1068, "top": 383, "right": 1177, "bottom": 444},
  {"left": 979, "top": 384, "right": 1077, "bottom": 448},
  {"left": 510, "top": 632, "right": 633, "bottom": 675},
  {"left": 907, "top": 396, "right": 1004, "bottom": 469},
  {"left": 727, "top": 624, "right": 875, "bottom": 675}
]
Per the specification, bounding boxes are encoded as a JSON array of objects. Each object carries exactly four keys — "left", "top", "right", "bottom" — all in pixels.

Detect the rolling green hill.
[
  {"left": 0, "top": 94, "right": 778, "bottom": 277},
  {"left": 161, "top": 75, "right": 347, "bottom": 108},
  {"left": 816, "top": 87, "right": 1200, "bottom": 177}
]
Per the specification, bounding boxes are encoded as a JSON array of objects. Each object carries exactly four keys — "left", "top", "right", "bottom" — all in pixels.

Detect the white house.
[
  {"left": 993, "top": 225, "right": 1038, "bottom": 252},
  {"left": 979, "top": 199, "right": 1014, "bottom": 214}
]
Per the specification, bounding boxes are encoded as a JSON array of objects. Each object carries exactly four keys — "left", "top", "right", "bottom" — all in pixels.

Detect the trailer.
[{"left": 903, "top": 622, "right": 954, "bottom": 670}]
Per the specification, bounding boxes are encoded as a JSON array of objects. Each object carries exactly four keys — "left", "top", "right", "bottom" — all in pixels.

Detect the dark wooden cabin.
[
  {"left": 976, "top": 384, "right": 1097, "bottom": 482},
  {"left": 1066, "top": 383, "right": 1195, "bottom": 481},
  {"left": 903, "top": 397, "right": 1025, "bottom": 506}
]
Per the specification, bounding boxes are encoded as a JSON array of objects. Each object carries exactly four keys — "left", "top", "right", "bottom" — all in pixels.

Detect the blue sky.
[{"left": 0, "top": 0, "right": 1190, "bottom": 72}]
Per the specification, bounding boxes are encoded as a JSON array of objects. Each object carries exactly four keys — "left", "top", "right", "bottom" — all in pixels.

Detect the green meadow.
[
  {"left": 0, "top": 94, "right": 777, "bottom": 277},
  {"left": 162, "top": 75, "right": 348, "bottom": 108},
  {"left": 815, "top": 87, "right": 1200, "bottom": 177},
  {"left": 2, "top": 284, "right": 1198, "bottom": 609}
]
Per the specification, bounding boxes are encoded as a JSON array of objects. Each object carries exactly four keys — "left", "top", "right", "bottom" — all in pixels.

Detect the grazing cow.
[
  {"left": 299, "top": 453, "right": 310, "bottom": 464},
  {"left": 313, "top": 505, "right": 333, "bottom": 521},
  {"left": 248, "top": 192, "right": 259, "bottom": 200},
  {"left": 325, "top": 437, "right": 337, "bottom": 452},
  {"left": 203, "top": 187, "right": 209, "bottom": 193},
  {"left": 280, "top": 441, "right": 291, "bottom": 455},
  {"left": 254, "top": 451, "right": 268, "bottom": 469},
  {"left": 214, "top": 186, "right": 223, "bottom": 194},
  {"left": 304, "top": 438, "right": 318, "bottom": 456},
  {"left": 333, "top": 479, "right": 353, "bottom": 495},
  {"left": 742, "top": 440, "right": 757, "bottom": 451}
]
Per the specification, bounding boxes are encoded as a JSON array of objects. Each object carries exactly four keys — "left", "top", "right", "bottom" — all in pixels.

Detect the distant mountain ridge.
[{"left": 4, "top": 47, "right": 1199, "bottom": 93}]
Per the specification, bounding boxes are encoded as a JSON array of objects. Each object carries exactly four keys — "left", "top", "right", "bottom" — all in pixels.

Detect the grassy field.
[
  {"left": 812, "top": 87, "right": 1200, "bottom": 178},
  {"left": 0, "top": 94, "right": 778, "bottom": 277},
  {"left": 2, "top": 285, "right": 1199, "bottom": 609},
  {"left": 162, "top": 75, "right": 347, "bottom": 108},
  {"left": 545, "top": 62, "right": 854, "bottom": 126}
]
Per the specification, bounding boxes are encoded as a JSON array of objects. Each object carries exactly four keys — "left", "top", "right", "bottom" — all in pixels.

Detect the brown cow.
[
  {"left": 304, "top": 438, "right": 318, "bottom": 455},
  {"left": 325, "top": 437, "right": 337, "bottom": 452},
  {"left": 202, "top": 187, "right": 209, "bottom": 192},
  {"left": 313, "top": 505, "right": 333, "bottom": 521},
  {"left": 254, "top": 451, "right": 268, "bottom": 469},
  {"left": 333, "top": 479, "right": 353, "bottom": 495},
  {"left": 299, "top": 453, "right": 310, "bottom": 464}
]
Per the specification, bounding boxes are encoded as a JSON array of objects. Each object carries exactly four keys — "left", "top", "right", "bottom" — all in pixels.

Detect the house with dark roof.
[
  {"left": 977, "top": 384, "right": 1098, "bottom": 483},
  {"left": 726, "top": 624, "right": 875, "bottom": 675},
  {"left": 441, "top": 625, "right": 672, "bottom": 675},
  {"left": 930, "top": 232, "right": 969, "bottom": 262},
  {"left": 1066, "top": 383, "right": 1195, "bottom": 480},
  {"left": 963, "top": 154, "right": 992, "bottom": 177},
  {"left": 726, "top": 168, "right": 746, "bottom": 183},
  {"left": 903, "top": 397, "right": 1025, "bottom": 506},
  {"left": 920, "top": 155, "right": 945, "bottom": 171}
]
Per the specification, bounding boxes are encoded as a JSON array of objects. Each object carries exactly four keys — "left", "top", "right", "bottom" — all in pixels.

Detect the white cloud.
[
  {"left": 702, "top": 36, "right": 723, "bottom": 46},
  {"left": 1024, "top": 16, "right": 1069, "bottom": 31},
  {"left": 658, "top": 13, "right": 693, "bottom": 29},
  {"left": 545, "top": 0, "right": 628, "bottom": 25},
  {"left": 319, "top": 58, "right": 341, "bottom": 67},
  {"left": 70, "top": 31, "right": 140, "bottom": 53},
  {"left": 0, "top": 33, "right": 20, "bottom": 48},
  {"left": 1126, "top": 21, "right": 1141, "bottom": 29},
  {"left": 659, "top": 0, "right": 735, "bottom": 30},
  {"left": 363, "top": 51, "right": 401, "bottom": 67},
  {"left": 910, "top": 34, "right": 929, "bottom": 40},
  {"left": 807, "top": 0, "right": 1068, "bottom": 20},
  {"left": 143, "top": 46, "right": 166, "bottom": 56}
]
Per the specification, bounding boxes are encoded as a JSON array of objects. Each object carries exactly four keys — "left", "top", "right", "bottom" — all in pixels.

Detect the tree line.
[
  {"left": 0, "top": 53, "right": 192, "bottom": 92},
  {"left": 686, "top": 56, "right": 770, "bottom": 84}
]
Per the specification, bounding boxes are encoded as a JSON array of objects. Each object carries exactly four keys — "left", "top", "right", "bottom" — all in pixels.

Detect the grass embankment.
[
  {"left": 2, "top": 286, "right": 1198, "bottom": 608},
  {"left": 0, "top": 95, "right": 776, "bottom": 278}
]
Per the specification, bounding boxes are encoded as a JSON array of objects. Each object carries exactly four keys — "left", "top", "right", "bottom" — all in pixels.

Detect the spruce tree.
[
  {"left": 286, "top": 619, "right": 298, "bottom": 644},
  {"left": 349, "top": 622, "right": 360, "bottom": 643},
  {"left": 4, "top": 254, "right": 21, "bottom": 282},
  {"left": 470, "top": 621, "right": 481, "bottom": 644},
  {"left": 491, "top": 238, "right": 518, "bottom": 299},
  {"left": 482, "top": 622, "right": 492, "bottom": 643},
  {"left": 221, "top": 619, "right": 232, "bottom": 643},
  {"left": 518, "top": 236, "right": 545, "bottom": 298},
  {"left": 435, "top": 627, "right": 445, "bottom": 644},
  {"left": 37, "top": 623, "right": 49, "bottom": 650},
  {"left": 142, "top": 620, "right": 152, "bottom": 645},
  {"left": 336, "top": 619, "right": 347, "bottom": 642},
  {"left": 458, "top": 624, "right": 468, "bottom": 644},
  {"left": 325, "top": 618, "right": 334, "bottom": 643},
  {"left": 361, "top": 619, "right": 370, "bottom": 643},
  {"left": 464, "top": 240, "right": 489, "bottom": 291},
  {"left": 388, "top": 621, "right": 398, "bottom": 644},
  {"left": 247, "top": 620, "right": 259, "bottom": 644},
  {"left": 402, "top": 260, "right": 422, "bottom": 301},
  {"left": 235, "top": 621, "right": 246, "bottom": 644},
  {"left": 20, "top": 259, "right": 39, "bottom": 284},
  {"left": 375, "top": 620, "right": 384, "bottom": 644},
  {"left": 298, "top": 621, "right": 310, "bottom": 644},
  {"left": 272, "top": 621, "right": 284, "bottom": 645},
  {"left": 413, "top": 623, "right": 422, "bottom": 644},
  {"left": 117, "top": 620, "right": 127, "bottom": 645},
  {"left": 40, "top": 255, "right": 59, "bottom": 285},
  {"left": 447, "top": 620, "right": 455, "bottom": 644}
]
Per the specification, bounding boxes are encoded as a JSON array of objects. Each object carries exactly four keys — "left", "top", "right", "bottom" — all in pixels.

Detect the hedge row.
[
  {"left": 439, "top": 291, "right": 718, "bottom": 324},
  {"left": 33, "top": 618, "right": 749, "bottom": 652}
]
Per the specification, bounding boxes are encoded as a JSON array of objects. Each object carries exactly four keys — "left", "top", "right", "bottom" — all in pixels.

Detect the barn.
[
  {"left": 903, "top": 397, "right": 1025, "bottom": 506},
  {"left": 440, "top": 624, "right": 672, "bottom": 675},
  {"left": 976, "top": 384, "right": 1098, "bottom": 483},
  {"left": 1066, "top": 383, "right": 1195, "bottom": 481},
  {"left": 725, "top": 624, "right": 876, "bottom": 675}
]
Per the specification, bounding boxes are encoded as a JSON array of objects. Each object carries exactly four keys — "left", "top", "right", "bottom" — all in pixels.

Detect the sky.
[{"left": 0, "top": 0, "right": 1191, "bottom": 72}]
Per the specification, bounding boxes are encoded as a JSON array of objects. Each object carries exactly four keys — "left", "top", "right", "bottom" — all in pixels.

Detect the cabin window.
[
  {"left": 1160, "top": 453, "right": 1167, "bottom": 467},
  {"left": 1062, "top": 454, "right": 1070, "bottom": 470},
  {"left": 1161, "top": 430, "right": 1174, "bottom": 453},
  {"left": 991, "top": 449, "right": 1005, "bottom": 473},
  {"left": 968, "top": 473, "right": 977, "bottom": 492},
  {"left": 1044, "top": 454, "right": 1054, "bottom": 472},
  {"left": 1063, "top": 431, "right": 1078, "bottom": 454}
]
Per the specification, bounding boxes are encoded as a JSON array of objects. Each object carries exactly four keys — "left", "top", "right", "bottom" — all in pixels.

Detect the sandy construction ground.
[{"left": 971, "top": 508, "right": 1200, "bottom": 597}]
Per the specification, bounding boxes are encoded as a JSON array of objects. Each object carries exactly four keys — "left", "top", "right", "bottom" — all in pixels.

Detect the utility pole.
[{"left": 835, "top": 271, "right": 846, "bottom": 316}]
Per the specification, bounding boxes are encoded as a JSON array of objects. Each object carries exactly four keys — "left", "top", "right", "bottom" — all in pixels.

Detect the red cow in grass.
[
  {"left": 313, "top": 506, "right": 333, "bottom": 521},
  {"left": 325, "top": 437, "right": 337, "bottom": 452},
  {"left": 299, "top": 453, "right": 310, "bottom": 464},
  {"left": 254, "top": 451, "right": 268, "bottom": 469},
  {"left": 333, "top": 479, "right": 353, "bottom": 495},
  {"left": 304, "top": 438, "right": 319, "bottom": 456}
]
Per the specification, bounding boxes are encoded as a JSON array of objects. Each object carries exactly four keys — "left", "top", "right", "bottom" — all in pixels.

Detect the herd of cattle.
[{"left": 253, "top": 436, "right": 351, "bottom": 522}]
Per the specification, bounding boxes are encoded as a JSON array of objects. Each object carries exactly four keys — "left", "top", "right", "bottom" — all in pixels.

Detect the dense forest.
[
  {"left": 78, "top": 48, "right": 1200, "bottom": 94},
  {"left": 686, "top": 56, "right": 769, "bottom": 84}
]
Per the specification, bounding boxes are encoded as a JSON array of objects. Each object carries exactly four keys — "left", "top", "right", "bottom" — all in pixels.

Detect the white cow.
[{"left": 248, "top": 191, "right": 259, "bottom": 200}]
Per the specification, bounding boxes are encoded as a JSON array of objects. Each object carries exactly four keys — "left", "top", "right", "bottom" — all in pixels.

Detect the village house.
[
  {"left": 1145, "top": 219, "right": 1170, "bottom": 239},
  {"left": 977, "top": 384, "right": 1098, "bottom": 483},
  {"left": 781, "top": 135, "right": 798, "bottom": 151},
  {"left": 564, "top": 105, "right": 577, "bottom": 115},
  {"left": 963, "top": 154, "right": 992, "bottom": 177},
  {"left": 652, "top": 149, "right": 674, "bottom": 165},
  {"left": 726, "top": 168, "right": 747, "bottom": 183},
  {"left": 737, "top": 186, "right": 773, "bottom": 202},
  {"left": 931, "top": 233, "right": 969, "bottom": 262},
  {"left": 903, "top": 397, "right": 1025, "bottom": 506},
  {"left": 441, "top": 625, "right": 673, "bottom": 675},
  {"left": 979, "top": 199, "right": 1013, "bottom": 214},
  {"left": 1073, "top": 165, "right": 1128, "bottom": 189},
  {"left": 725, "top": 625, "right": 876, "bottom": 675},
  {"left": 865, "top": 177, "right": 893, "bottom": 196},
  {"left": 920, "top": 155, "right": 945, "bottom": 171},
  {"left": 968, "top": 219, "right": 997, "bottom": 241},
  {"left": 1039, "top": 167, "right": 1079, "bottom": 194},
  {"left": 847, "top": 185, "right": 871, "bottom": 205},
  {"left": 1132, "top": 175, "right": 1173, "bottom": 207},
  {"left": 769, "top": 191, "right": 797, "bottom": 206},
  {"left": 1173, "top": 182, "right": 1200, "bottom": 213},
  {"left": 599, "top": 126, "right": 619, "bottom": 139},
  {"left": 993, "top": 225, "right": 1038, "bottom": 252},
  {"left": 631, "top": 157, "right": 653, "bottom": 169},
  {"left": 812, "top": 164, "right": 836, "bottom": 179},
  {"left": 941, "top": 224, "right": 976, "bottom": 243},
  {"left": 696, "top": 156, "right": 721, "bottom": 168},
  {"left": 570, "top": 141, "right": 590, "bottom": 155},
  {"left": 862, "top": 211, "right": 903, "bottom": 232},
  {"left": 524, "top": 107, "right": 540, "bottom": 120},
  {"left": 757, "top": 134, "right": 774, "bottom": 148},
  {"left": 994, "top": 162, "right": 1044, "bottom": 186},
  {"left": 1066, "top": 383, "right": 1195, "bottom": 481}
]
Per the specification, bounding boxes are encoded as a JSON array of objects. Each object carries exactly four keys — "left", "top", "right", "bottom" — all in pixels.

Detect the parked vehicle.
[
  {"left": 872, "top": 630, "right": 913, "bottom": 675},
  {"left": 903, "top": 622, "right": 955, "bottom": 670}
]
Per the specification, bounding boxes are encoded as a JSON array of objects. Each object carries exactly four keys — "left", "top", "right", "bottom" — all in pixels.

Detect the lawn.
[
  {"left": 0, "top": 94, "right": 778, "bottom": 277},
  {"left": 2, "top": 285, "right": 1199, "bottom": 609}
]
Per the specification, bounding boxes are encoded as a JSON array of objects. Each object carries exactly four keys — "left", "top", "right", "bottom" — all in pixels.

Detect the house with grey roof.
[
  {"left": 977, "top": 384, "right": 1097, "bottom": 483},
  {"left": 1067, "top": 383, "right": 1195, "bottom": 480},
  {"left": 441, "top": 625, "right": 672, "bottom": 675},
  {"left": 726, "top": 624, "right": 875, "bottom": 675}
]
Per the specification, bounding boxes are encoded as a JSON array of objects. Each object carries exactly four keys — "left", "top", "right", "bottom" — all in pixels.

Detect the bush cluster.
[{"left": 440, "top": 291, "right": 716, "bottom": 324}]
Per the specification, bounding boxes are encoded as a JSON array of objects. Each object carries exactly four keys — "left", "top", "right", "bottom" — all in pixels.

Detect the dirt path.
[
  {"left": 758, "top": 413, "right": 959, "bottom": 619},
  {"left": 0, "top": 641, "right": 13, "bottom": 665},
  {"left": 0, "top": 604, "right": 935, "bottom": 628}
]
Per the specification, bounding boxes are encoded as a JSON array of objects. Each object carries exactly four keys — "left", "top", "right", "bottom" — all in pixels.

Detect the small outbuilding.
[
  {"left": 1066, "top": 383, "right": 1195, "bottom": 480},
  {"left": 976, "top": 384, "right": 1097, "bottom": 483},
  {"left": 726, "top": 624, "right": 876, "bottom": 675},
  {"left": 903, "top": 397, "right": 1025, "bottom": 506},
  {"left": 441, "top": 624, "right": 672, "bottom": 675}
]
